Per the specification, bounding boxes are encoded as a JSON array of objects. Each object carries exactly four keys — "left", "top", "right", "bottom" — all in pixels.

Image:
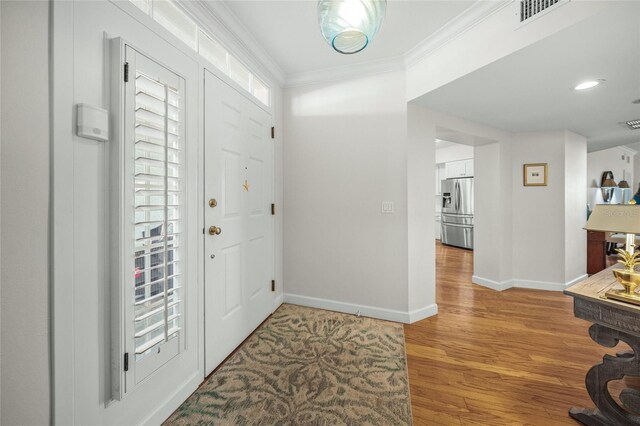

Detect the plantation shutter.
[{"left": 125, "top": 48, "right": 186, "bottom": 384}]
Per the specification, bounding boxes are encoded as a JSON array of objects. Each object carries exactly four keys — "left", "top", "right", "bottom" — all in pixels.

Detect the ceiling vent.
[
  {"left": 519, "top": 0, "right": 567, "bottom": 23},
  {"left": 625, "top": 119, "right": 640, "bottom": 130}
]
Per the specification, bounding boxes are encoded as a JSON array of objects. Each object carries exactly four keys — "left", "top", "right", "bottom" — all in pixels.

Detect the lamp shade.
[
  {"left": 602, "top": 178, "right": 618, "bottom": 188},
  {"left": 619, "top": 180, "right": 630, "bottom": 189},
  {"left": 318, "top": 0, "right": 386, "bottom": 54},
  {"left": 584, "top": 204, "right": 640, "bottom": 234}
]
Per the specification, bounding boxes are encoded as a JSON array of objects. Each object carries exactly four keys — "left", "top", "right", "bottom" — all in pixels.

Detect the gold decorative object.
[
  {"left": 607, "top": 248, "right": 640, "bottom": 306},
  {"left": 243, "top": 180, "right": 250, "bottom": 192}
]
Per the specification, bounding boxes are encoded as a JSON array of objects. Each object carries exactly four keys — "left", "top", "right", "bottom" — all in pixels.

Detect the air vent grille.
[
  {"left": 520, "top": 0, "right": 562, "bottom": 22},
  {"left": 626, "top": 119, "right": 640, "bottom": 130}
]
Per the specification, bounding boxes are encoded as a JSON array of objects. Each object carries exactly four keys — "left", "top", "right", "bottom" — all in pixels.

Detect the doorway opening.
[
  {"left": 435, "top": 139, "right": 474, "bottom": 250},
  {"left": 434, "top": 138, "right": 475, "bottom": 300}
]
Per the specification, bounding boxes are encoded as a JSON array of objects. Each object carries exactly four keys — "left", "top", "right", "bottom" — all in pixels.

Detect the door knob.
[
  {"left": 208, "top": 198, "right": 217, "bottom": 208},
  {"left": 208, "top": 226, "right": 222, "bottom": 236}
]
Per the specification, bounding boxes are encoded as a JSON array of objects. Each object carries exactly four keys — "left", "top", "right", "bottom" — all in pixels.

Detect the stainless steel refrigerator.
[{"left": 441, "top": 177, "right": 474, "bottom": 250}]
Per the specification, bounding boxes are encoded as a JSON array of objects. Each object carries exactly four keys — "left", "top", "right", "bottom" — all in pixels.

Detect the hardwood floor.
[{"left": 404, "top": 242, "right": 622, "bottom": 425}]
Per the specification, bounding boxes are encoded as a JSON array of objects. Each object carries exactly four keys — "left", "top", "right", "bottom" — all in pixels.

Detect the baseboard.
[
  {"left": 473, "top": 274, "right": 589, "bottom": 292},
  {"left": 142, "top": 372, "right": 202, "bottom": 425},
  {"left": 472, "top": 275, "right": 513, "bottom": 291},
  {"left": 283, "top": 293, "right": 437, "bottom": 324},
  {"left": 565, "top": 274, "right": 588, "bottom": 288},
  {"left": 408, "top": 304, "right": 438, "bottom": 323},
  {"left": 511, "top": 279, "right": 567, "bottom": 291},
  {"left": 273, "top": 293, "right": 284, "bottom": 311}
]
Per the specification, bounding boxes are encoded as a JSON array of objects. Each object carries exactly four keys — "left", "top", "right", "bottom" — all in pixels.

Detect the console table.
[{"left": 564, "top": 266, "right": 640, "bottom": 425}]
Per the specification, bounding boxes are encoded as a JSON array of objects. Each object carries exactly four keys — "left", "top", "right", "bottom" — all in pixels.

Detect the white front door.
[{"left": 204, "top": 70, "right": 275, "bottom": 375}]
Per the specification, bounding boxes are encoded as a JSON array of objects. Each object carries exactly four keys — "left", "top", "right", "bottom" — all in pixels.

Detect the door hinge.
[
  {"left": 271, "top": 280, "right": 275, "bottom": 292},
  {"left": 124, "top": 353, "right": 129, "bottom": 372},
  {"left": 124, "top": 62, "right": 129, "bottom": 83},
  {"left": 271, "top": 203, "right": 275, "bottom": 215},
  {"left": 271, "top": 126, "right": 275, "bottom": 139}
]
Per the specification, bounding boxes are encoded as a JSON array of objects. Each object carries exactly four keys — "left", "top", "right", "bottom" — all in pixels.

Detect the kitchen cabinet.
[{"left": 445, "top": 159, "right": 473, "bottom": 178}]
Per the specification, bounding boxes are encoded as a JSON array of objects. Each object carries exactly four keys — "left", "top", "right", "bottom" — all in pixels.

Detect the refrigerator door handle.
[
  {"left": 453, "top": 182, "right": 457, "bottom": 211},
  {"left": 455, "top": 181, "right": 461, "bottom": 211}
]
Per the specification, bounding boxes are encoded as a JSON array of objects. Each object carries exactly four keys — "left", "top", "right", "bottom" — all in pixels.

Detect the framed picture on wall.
[{"left": 523, "top": 163, "right": 548, "bottom": 186}]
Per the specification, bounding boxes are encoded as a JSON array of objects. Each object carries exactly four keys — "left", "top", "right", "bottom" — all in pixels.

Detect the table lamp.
[{"left": 584, "top": 204, "right": 640, "bottom": 305}]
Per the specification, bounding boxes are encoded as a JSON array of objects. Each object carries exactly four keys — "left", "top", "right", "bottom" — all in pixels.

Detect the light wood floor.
[{"left": 404, "top": 242, "right": 621, "bottom": 425}]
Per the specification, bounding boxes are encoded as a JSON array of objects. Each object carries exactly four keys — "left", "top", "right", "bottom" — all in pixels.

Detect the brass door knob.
[
  {"left": 209, "top": 198, "right": 217, "bottom": 208},
  {"left": 208, "top": 226, "right": 222, "bottom": 236}
]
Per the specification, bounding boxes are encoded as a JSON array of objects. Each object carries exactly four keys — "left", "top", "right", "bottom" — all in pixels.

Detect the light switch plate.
[{"left": 382, "top": 202, "right": 394, "bottom": 214}]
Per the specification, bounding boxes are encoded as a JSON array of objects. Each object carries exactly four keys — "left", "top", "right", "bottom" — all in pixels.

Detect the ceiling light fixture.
[
  {"left": 318, "top": 0, "right": 386, "bottom": 54},
  {"left": 574, "top": 79, "right": 604, "bottom": 91}
]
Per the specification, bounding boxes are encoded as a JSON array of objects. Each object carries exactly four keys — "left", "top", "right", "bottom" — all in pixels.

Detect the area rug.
[{"left": 164, "top": 304, "right": 412, "bottom": 425}]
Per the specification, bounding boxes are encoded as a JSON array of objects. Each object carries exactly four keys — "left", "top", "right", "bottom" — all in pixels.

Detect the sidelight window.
[
  {"left": 111, "top": 46, "right": 188, "bottom": 394},
  {"left": 132, "top": 71, "right": 183, "bottom": 360}
]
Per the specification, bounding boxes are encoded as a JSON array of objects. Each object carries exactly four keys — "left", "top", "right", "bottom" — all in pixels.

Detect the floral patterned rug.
[{"left": 164, "top": 304, "right": 412, "bottom": 425}]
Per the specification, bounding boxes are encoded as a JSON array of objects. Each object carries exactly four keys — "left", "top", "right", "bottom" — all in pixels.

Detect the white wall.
[
  {"left": 406, "top": 0, "right": 611, "bottom": 101},
  {"left": 407, "top": 104, "right": 437, "bottom": 320},
  {"left": 634, "top": 147, "right": 640, "bottom": 194},
  {"left": 565, "top": 131, "right": 587, "bottom": 283},
  {"left": 474, "top": 140, "right": 514, "bottom": 284},
  {"left": 0, "top": 2, "right": 50, "bottom": 424},
  {"left": 283, "top": 71, "right": 413, "bottom": 320},
  {"left": 511, "top": 132, "right": 566, "bottom": 284},
  {"left": 510, "top": 131, "right": 587, "bottom": 287},
  {"left": 435, "top": 143, "right": 474, "bottom": 164}
]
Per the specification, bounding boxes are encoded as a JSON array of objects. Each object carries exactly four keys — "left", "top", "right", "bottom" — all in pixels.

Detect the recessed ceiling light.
[{"left": 574, "top": 79, "right": 604, "bottom": 90}]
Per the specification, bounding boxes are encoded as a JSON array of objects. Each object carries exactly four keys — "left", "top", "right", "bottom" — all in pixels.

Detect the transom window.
[{"left": 130, "top": 0, "right": 271, "bottom": 107}]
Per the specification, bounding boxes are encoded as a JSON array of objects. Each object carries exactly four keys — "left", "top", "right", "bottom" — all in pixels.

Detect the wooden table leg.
[
  {"left": 569, "top": 324, "right": 640, "bottom": 426},
  {"left": 569, "top": 407, "right": 616, "bottom": 426}
]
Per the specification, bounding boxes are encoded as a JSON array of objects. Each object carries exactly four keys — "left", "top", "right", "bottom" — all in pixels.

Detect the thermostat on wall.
[{"left": 77, "top": 103, "right": 109, "bottom": 142}]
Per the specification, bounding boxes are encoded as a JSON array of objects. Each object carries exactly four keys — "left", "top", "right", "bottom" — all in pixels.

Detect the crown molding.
[
  {"left": 178, "top": 0, "right": 286, "bottom": 86},
  {"left": 181, "top": 0, "right": 512, "bottom": 89},
  {"left": 404, "top": 0, "right": 513, "bottom": 68},
  {"left": 618, "top": 145, "right": 638, "bottom": 155},
  {"left": 284, "top": 55, "right": 405, "bottom": 89},
  {"left": 286, "top": 0, "right": 513, "bottom": 88}
]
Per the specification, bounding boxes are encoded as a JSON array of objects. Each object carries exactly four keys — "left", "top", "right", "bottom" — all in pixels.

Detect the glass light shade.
[{"left": 318, "top": 0, "right": 387, "bottom": 54}]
